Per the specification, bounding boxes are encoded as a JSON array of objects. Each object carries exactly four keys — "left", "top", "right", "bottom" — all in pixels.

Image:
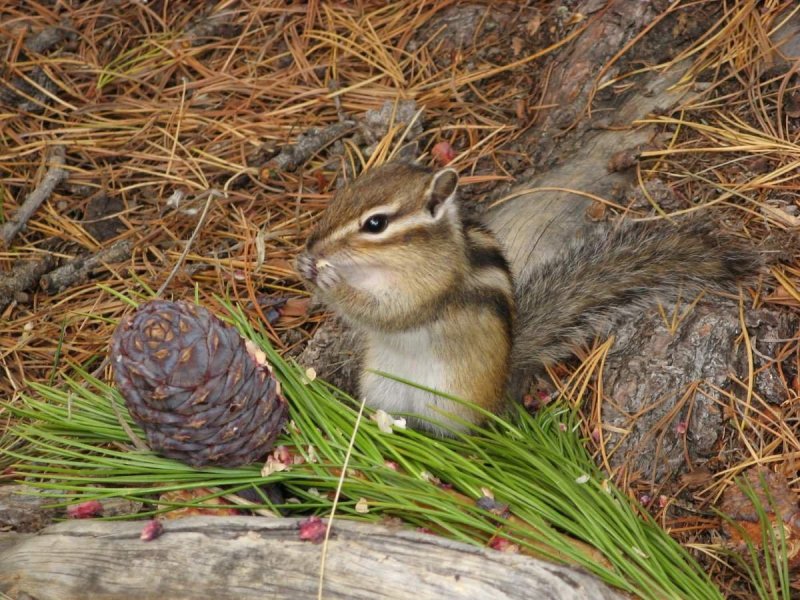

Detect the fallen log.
[{"left": 0, "top": 516, "right": 624, "bottom": 600}]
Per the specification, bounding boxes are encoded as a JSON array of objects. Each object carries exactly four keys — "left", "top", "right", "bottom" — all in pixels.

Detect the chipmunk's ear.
[{"left": 425, "top": 168, "right": 459, "bottom": 217}]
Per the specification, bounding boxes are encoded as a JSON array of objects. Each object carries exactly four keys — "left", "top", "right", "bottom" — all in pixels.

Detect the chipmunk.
[{"left": 296, "top": 161, "right": 760, "bottom": 434}]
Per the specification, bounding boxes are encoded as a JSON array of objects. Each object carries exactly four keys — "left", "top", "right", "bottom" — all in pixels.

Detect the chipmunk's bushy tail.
[{"left": 511, "top": 220, "right": 761, "bottom": 374}]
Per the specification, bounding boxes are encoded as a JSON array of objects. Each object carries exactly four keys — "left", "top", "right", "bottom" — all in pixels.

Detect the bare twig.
[
  {"left": 1, "top": 145, "right": 67, "bottom": 247},
  {"left": 0, "top": 255, "right": 55, "bottom": 310},
  {"left": 39, "top": 238, "right": 132, "bottom": 294},
  {"left": 265, "top": 121, "right": 356, "bottom": 172}
]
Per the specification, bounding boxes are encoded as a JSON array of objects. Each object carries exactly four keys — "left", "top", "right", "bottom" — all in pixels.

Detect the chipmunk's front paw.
[
  {"left": 295, "top": 252, "right": 341, "bottom": 291},
  {"left": 315, "top": 261, "right": 340, "bottom": 291},
  {"left": 295, "top": 253, "right": 318, "bottom": 285}
]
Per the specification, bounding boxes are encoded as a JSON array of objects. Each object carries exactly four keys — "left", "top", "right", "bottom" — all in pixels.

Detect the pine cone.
[{"left": 110, "top": 300, "right": 287, "bottom": 467}]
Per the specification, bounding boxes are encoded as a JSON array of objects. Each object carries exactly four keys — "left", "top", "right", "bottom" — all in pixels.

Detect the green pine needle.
[
  {"left": 715, "top": 475, "right": 793, "bottom": 600},
  {"left": 3, "top": 299, "right": 723, "bottom": 600}
]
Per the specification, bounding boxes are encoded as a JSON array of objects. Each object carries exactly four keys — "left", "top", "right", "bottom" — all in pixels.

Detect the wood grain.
[{"left": 0, "top": 516, "right": 625, "bottom": 600}]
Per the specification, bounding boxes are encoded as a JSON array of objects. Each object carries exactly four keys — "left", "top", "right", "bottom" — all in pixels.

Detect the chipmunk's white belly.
[{"left": 361, "top": 328, "right": 462, "bottom": 431}]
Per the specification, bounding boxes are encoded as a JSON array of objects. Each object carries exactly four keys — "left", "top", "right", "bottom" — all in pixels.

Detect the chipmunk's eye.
[{"left": 362, "top": 214, "right": 389, "bottom": 234}]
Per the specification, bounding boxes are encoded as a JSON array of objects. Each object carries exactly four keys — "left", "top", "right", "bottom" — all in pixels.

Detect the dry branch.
[
  {"left": 0, "top": 516, "right": 625, "bottom": 600},
  {"left": 265, "top": 121, "right": 356, "bottom": 173},
  {"left": 39, "top": 238, "right": 133, "bottom": 295},
  {"left": 0, "top": 145, "right": 67, "bottom": 248},
  {"left": 263, "top": 100, "right": 420, "bottom": 173},
  {"left": 0, "top": 255, "right": 55, "bottom": 310}
]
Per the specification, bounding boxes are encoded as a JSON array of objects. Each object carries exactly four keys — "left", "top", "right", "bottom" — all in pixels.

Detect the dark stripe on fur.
[
  {"left": 463, "top": 219, "right": 513, "bottom": 277},
  {"left": 466, "top": 239, "right": 510, "bottom": 272},
  {"left": 458, "top": 287, "right": 514, "bottom": 338}
]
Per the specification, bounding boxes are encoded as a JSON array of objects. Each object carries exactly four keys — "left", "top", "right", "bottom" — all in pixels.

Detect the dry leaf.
[
  {"left": 586, "top": 201, "right": 607, "bottom": 221},
  {"left": 525, "top": 11, "right": 542, "bottom": 36},
  {"left": 607, "top": 148, "right": 640, "bottom": 172},
  {"left": 786, "top": 90, "right": 800, "bottom": 118},
  {"left": 261, "top": 455, "right": 288, "bottom": 476},
  {"left": 760, "top": 203, "right": 800, "bottom": 227},
  {"left": 719, "top": 467, "right": 800, "bottom": 569},
  {"left": 165, "top": 189, "right": 185, "bottom": 209},
  {"left": 764, "top": 284, "right": 800, "bottom": 308},
  {"left": 566, "top": 12, "right": 586, "bottom": 26},
  {"left": 372, "top": 409, "right": 394, "bottom": 433},
  {"left": 514, "top": 98, "right": 527, "bottom": 121},
  {"left": 371, "top": 409, "right": 406, "bottom": 433},
  {"left": 511, "top": 36, "right": 523, "bottom": 57},
  {"left": 420, "top": 470, "right": 442, "bottom": 485},
  {"left": 244, "top": 339, "right": 268, "bottom": 366},
  {"left": 255, "top": 228, "right": 266, "bottom": 269},
  {"left": 279, "top": 297, "right": 310, "bottom": 319},
  {"left": 679, "top": 467, "right": 713, "bottom": 490}
]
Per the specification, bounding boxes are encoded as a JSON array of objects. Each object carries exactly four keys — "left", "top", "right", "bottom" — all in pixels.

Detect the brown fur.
[
  {"left": 298, "top": 162, "right": 513, "bottom": 432},
  {"left": 298, "top": 162, "right": 760, "bottom": 434}
]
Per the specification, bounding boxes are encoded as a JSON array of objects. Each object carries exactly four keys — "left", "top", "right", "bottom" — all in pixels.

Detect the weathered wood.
[
  {"left": 0, "top": 533, "right": 31, "bottom": 556},
  {"left": 0, "top": 485, "right": 60, "bottom": 533},
  {"left": 0, "top": 485, "right": 144, "bottom": 534},
  {"left": 0, "top": 516, "right": 625, "bottom": 600}
]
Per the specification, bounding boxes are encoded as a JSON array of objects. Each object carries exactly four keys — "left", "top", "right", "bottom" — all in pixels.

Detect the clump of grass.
[{"left": 5, "top": 299, "right": 723, "bottom": 600}]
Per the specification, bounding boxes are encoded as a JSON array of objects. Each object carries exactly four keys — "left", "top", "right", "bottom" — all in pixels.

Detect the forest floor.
[{"left": 1, "top": 2, "right": 799, "bottom": 598}]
